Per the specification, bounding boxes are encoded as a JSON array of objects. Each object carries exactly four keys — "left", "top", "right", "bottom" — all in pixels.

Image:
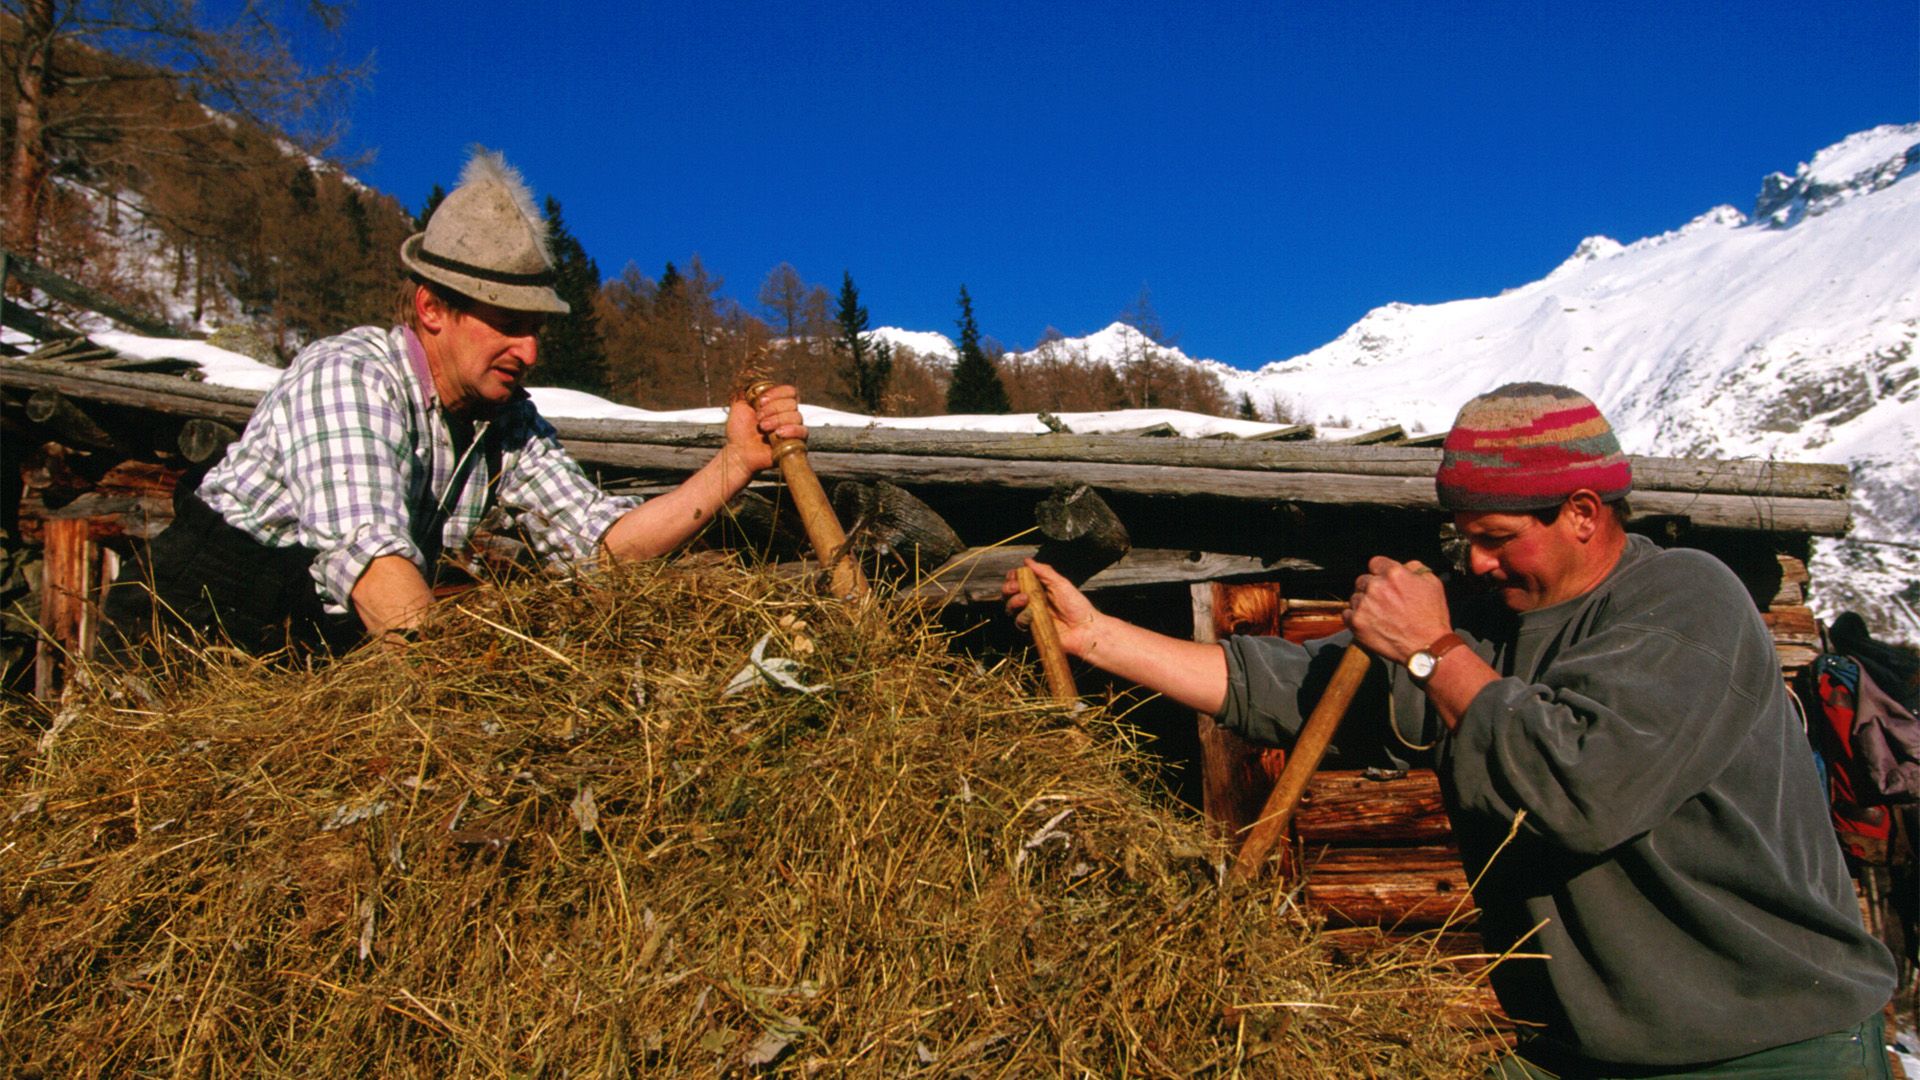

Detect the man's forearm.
[
  {"left": 351, "top": 554, "right": 436, "bottom": 637},
  {"left": 1070, "top": 612, "right": 1230, "bottom": 715},
  {"left": 600, "top": 446, "right": 758, "bottom": 561}
]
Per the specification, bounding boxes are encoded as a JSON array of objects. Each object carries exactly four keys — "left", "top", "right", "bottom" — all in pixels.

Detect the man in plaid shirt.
[{"left": 105, "top": 150, "right": 805, "bottom": 655}]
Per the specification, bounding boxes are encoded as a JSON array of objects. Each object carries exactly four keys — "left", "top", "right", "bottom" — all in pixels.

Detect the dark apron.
[{"left": 102, "top": 422, "right": 501, "bottom": 660}]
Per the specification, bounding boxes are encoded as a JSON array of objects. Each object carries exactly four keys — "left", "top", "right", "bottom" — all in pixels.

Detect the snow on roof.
[{"left": 87, "top": 330, "right": 1290, "bottom": 439}]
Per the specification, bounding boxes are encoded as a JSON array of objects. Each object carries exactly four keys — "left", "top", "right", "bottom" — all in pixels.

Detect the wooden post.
[
  {"left": 32, "top": 511, "right": 112, "bottom": 699},
  {"left": 1191, "top": 581, "right": 1287, "bottom": 845}
]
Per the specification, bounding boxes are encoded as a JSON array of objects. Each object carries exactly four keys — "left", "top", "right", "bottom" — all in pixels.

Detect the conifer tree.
[
  {"left": 1237, "top": 391, "right": 1258, "bottom": 420},
  {"left": 525, "top": 196, "right": 608, "bottom": 395},
  {"left": 834, "top": 272, "right": 891, "bottom": 413},
  {"left": 946, "top": 285, "right": 1011, "bottom": 414},
  {"left": 415, "top": 184, "right": 446, "bottom": 230}
]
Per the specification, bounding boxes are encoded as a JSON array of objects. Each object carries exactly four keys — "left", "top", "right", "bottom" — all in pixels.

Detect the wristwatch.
[{"left": 1407, "top": 632, "right": 1466, "bottom": 683}]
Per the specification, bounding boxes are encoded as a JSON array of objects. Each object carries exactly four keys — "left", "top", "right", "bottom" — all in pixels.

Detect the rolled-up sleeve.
[
  {"left": 494, "top": 412, "right": 639, "bottom": 563},
  {"left": 281, "top": 353, "right": 423, "bottom": 608}
]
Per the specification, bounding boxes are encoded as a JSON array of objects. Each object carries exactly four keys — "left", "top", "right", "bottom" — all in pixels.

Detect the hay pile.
[{"left": 0, "top": 560, "right": 1497, "bottom": 1077}]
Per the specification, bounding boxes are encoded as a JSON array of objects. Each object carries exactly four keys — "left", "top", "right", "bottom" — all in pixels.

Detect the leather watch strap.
[{"left": 1425, "top": 632, "right": 1466, "bottom": 665}]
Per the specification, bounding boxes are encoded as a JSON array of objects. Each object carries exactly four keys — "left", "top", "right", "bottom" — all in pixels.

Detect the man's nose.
[{"left": 1468, "top": 544, "right": 1500, "bottom": 577}]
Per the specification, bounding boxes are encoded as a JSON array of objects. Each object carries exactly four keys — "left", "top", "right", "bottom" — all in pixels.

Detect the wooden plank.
[
  {"left": 1301, "top": 843, "right": 1475, "bottom": 928},
  {"left": 0, "top": 358, "right": 1853, "bottom": 532},
  {"left": 906, "top": 547, "right": 1315, "bottom": 603},
  {"left": 34, "top": 517, "right": 93, "bottom": 698},
  {"left": 555, "top": 422, "right": 1848, "bottom": 500},
  {"left": 0, "top": 356, "right": 258, "bottom": 422},
  {"left": 1762, "top": 606, "right": 1820, "bottom": 648},
  {"left": 562, "top": 441, "right": 1853, "bottom": 534},
  {"left": 1296, "top": 770, "right": 1452, "bottom": 845},
  {"left": 1109, "top": 422, "right": 1177, "bottom": 438},
  {"left": 1771, "top": 554, "right": 1810, "bottom": 606},
  {"left": 1336, "top": 425, "right": 1405, "bottom": 445},
  {"left": 1778, "top": 642, "right": 1820, "bottom": 672},
  {"left": 0, "top": 358, "right": 1855, "bottom": 500},
  {"left": 1243, "top": 423, "right": 1316, "bottom": 441}
]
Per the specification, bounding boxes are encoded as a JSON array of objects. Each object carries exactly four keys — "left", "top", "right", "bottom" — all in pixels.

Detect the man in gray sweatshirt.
[{"left": 1006, "top": 383, "right": 1894, "bottom": 1078}]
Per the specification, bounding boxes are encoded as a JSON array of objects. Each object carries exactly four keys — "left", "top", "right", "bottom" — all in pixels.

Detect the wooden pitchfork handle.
[
  {"left": 1229, "top": 646, "right": 1372, "bottom": 884},
  {"left": 745, "top": 381, "right": 869, "bottom": 601},
  {"left": 1017, "top": 566, "right": 1077, "bottom": 703}
]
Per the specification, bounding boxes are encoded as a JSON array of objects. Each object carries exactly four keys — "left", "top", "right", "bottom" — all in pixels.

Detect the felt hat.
[
  {"left": 1435, "top": 382, "right": 1632, "bottom": 511},
  {"left": 399, "top": 148, "right": 570, "bottom": 315}
]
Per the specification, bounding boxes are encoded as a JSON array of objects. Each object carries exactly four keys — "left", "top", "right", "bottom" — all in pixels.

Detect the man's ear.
[
  {"left": 1564, "top": 489, "right": 1605, "bottom": 541},
  {"left": 413, "top": 286, "right": 449, "bottom": 334}
]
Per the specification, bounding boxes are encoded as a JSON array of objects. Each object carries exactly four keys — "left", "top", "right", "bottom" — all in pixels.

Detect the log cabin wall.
[{"left": 0, "top": 351, "right": 1851, "bottom": 937}]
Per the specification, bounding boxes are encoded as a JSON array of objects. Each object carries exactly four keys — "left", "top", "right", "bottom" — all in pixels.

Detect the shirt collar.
[{"left": 401, "top": 325, "right": 439, "bottom": 407}]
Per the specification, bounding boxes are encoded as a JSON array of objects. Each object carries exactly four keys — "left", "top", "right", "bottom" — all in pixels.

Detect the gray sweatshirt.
[{"left": 1217, "top": 535, "right": 1894, "bottom": 1067}]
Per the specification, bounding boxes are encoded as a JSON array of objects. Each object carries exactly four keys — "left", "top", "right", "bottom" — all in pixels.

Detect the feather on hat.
[{"left": 399, "top": 146, "right": 569, "bottom": 315}]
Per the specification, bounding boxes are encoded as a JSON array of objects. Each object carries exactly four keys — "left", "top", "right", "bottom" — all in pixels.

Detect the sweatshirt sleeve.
[
  {"left": 1217, "top": 631, "right": 1440, "bottom": 770},
  {"left": 1441, "top": 551, "right": 1785, "bottom": 855}
]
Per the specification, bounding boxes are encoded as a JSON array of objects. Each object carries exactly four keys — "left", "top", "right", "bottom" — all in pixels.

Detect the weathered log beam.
[
  {"left": 908, "top": 546, "right": 1319, "bottom": 603},
  {"left": 559, "top": 441, "right": 1852, "bottom": 535},
  {"left": 25, "top": 389, "right": 121, "bottom": 453},
  {"left": 1300, "top": 843, "right": 1475, "bottom": 928},
  {"left": 0, "top": 298, "right": 79, "bottom": 342},
  {"left": 1295, "top": 771, "right": 1452, "bottom": 844},
  {"left": 550, "top": 420, "right": 1847, "bottom": 501},
  {"left": 177, "top": 418, "right": 239, "bottom": 464},
  {"left": 1337, "top": 425, "right": 1405, "bottom": 445},
  {"left": 0, "top": 356, "right": 257, "bottom": 422},
  {"left": 831, "top": 479, "right": 966, "bottom": 581},
  {"left": 0, "top": 357, "right": 1854, "bottom": 528}
]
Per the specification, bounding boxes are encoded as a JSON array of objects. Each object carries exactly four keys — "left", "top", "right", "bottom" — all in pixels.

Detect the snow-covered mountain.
[
  {"left": 873, "top": 321, "right": 1241, "bottom": 388},
  {"left": 1225, "top": 123, "right": 1920, "bottom": 640},
  {"left": 874, "top": 124, "right": 1920, "bottom": 639},
  {"left": 870, "top": 327, "right": 957, "bottom": 361}
]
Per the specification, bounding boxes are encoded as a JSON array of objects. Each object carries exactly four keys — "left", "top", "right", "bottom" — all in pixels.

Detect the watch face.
[{"left": 1409, "top": 652, "right": 1436, "bottom": 679}]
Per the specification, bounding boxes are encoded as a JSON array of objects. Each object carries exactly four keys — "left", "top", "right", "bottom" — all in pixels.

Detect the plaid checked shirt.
[{"left": 199, "top": 325, "right": 638, "bottom": 614}]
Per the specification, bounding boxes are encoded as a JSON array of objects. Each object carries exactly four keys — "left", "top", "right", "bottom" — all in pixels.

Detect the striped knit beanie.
[{"left": 1435, "top": 383, "right": 1632, "bottom": 512}]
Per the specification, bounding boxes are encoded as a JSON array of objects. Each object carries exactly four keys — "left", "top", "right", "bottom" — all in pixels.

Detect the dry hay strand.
[{"left": 0, "top": 558, "right": 1501, "bottom": 1077}]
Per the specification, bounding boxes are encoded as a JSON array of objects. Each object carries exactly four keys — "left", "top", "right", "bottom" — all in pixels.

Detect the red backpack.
[{"left": 1803, "top": 653, "right": 1920, "bottom": 863}]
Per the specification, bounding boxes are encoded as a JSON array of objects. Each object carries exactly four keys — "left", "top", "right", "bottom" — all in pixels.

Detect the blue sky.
[{"left": 311, "top": 1, "right": 1918, "bottom": 370}]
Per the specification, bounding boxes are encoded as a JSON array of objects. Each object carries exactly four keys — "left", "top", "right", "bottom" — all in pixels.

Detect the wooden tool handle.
[
  {"left": 1229, "top": 645, "right": 1372, "bottom": 884},
  {"left": 1017, "top": 566, "right": 1077, "bottom": 703},
  {"left": 746, "top": 381, "right": 869, "bottom": 600}
]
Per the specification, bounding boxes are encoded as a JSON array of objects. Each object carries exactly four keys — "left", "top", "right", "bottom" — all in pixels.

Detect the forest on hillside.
[{"left": 1, "top": 4, "right": 1236, "bottom": 418}]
